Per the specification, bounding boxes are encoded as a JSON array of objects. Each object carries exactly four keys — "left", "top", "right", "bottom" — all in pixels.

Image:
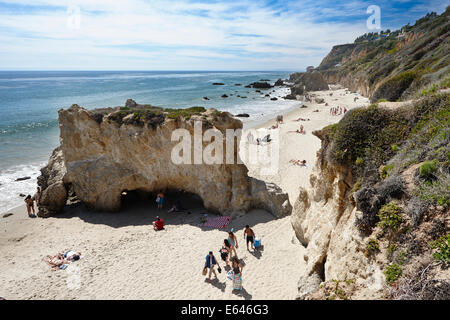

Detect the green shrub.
[
  {"left": 355, "top": 157, "right": 364, "bottom": 166},
  {"left": 371, "top": 71, "right": 419, "bottom": 102},
  {"left": 377, "top": 98, "right": 388, "bottom": 103},
  {"left": 419, "top": 160, "right": 437, "bottom": 179},
  {"left": 380, "top": 163, "right": 394, "bottom": 179},
  {"left": 391, "top": 144, "right": 399, "bottom": 152},
  {"left": 387, "top": 243, "right": 397, "bottom": 259},
  {"left": 365, "top": 239, "right": 380, "bottom": 257},
  {"left": 384, "top": 263, "right": 402, "bottom": 285},
  {"left": 377, "top": 203, "right": 403, "bottom": 232},
  {"left": 429, "top": 234, "right": 450, "bottom": 264},
  {"left": 166, "top": 106, "right": 206, "bottom": 120}
]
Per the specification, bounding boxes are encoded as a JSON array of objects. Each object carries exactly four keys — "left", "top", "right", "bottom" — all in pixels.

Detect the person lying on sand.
[
  {"left": 168, "top": 200, "right": 190, "bottom": 213},
  {"left": 45, "top": 250, "right": 81, "bottom": 270},
  {"left": 293, "top": 117, "right": 310, "bottom": 121},
  {"left": 268, "top": 121, "right": 279, "bottom": 130},
  {"left": 244, "top": 225, "right": 255, "bottom": 251},
  {"left": 288, "top": 125, "right": 306, "bottom": 134},
  {"left": 261, "top": 134, "right": 271, "bottom": 143},
  {"left": 289, "top": 159, "right": 307, "bottom": 167},
  {"left": 313, "top": 109, "right": 319, "bottom": 112},
  {"left": 153, "top": 216, "right": 164, "bottom": 231}
]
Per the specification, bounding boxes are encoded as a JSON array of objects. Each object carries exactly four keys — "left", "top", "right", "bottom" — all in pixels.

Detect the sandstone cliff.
[
  {"left": 318, "top": 8, "right": 450, "bottom": 102},
  {"left": 291, "top": 93, "right": 449, "bottom": 299},
  {"left": 37, "top": 101, "right": 291, "bottom": 218}
]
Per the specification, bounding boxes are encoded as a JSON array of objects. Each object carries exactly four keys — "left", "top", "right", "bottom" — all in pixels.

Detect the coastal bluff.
[{"left": 37, "top": 101, "right": 292, "bottom": 218}]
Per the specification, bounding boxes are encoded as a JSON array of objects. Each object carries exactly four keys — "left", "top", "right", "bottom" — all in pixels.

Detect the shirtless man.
[{"left": 244, "top": 225, "right": 256, "bottom": 251}]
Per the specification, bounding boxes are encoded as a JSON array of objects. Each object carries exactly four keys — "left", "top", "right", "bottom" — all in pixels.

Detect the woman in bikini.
[
  {"left": 24, "top": 195, "right": 35, "bottom": 217},
  {"left": 227, "top": 231, "right": 238, "bottom": 258},
  {"left": 220, "top": 239, "right": 231, "bottom": 267}
]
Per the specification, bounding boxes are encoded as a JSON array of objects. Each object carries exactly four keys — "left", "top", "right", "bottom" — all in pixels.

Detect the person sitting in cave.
[
  {"left": 153, "top": 216, "right": 164, "bottom": 231},
  {"left": 168, "top": 199, "right": 187, "bottom": 213}
]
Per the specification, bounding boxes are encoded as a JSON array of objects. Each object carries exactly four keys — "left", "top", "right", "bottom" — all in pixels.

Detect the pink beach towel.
[{"left": 201, "top": 216, "right": 232, "bottom": 229}]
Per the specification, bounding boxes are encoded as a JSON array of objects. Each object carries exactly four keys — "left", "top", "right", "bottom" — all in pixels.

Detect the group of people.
[
  {"left": 330, "top": 106, "right": 346, "bottom": 116},
  {"left": 24, "top": 186, "right": 41, "bottom": 218},
  {"left": 204, "top": 225, "right": 256, "bottom": 292}
]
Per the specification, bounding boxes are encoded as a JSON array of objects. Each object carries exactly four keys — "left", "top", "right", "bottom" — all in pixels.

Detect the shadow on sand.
[
  {"left": 232, "top": 287, "right": 252, "bottom": 300},
  {"left": 55, "top": 190, "right": 277, "bottom": 234}
]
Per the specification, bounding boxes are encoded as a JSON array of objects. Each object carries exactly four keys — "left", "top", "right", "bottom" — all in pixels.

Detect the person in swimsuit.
[
  {"left": 244, "top": 225, "right": 255, "bottom": 251},
  {"left": 231, "top": 256, "right": 243, "bottom": 291},
  {"left": 34, "top": 187, "right": 42, "bottom": 206},
  {"left": 156, "top": 191, "right": 165, "bottom": 210},
  {"left": 24, "top": 195, "right": 35, "bottom": 217},
  {"left": 220, "top": 239, "right": 231, "bottom": 266},
  {"left": 227, "top": 231, "right": 238, "bottom": 258}
]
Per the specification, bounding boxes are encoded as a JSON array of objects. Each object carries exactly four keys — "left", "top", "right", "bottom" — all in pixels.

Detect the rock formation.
[{"left": 37, "top": 101, "right": 292, "bottom": 219}]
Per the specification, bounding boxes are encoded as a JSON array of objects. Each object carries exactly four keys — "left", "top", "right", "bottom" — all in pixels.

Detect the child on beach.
[{"left": 24, "top": 195, "right": 35, "bottom": 217}]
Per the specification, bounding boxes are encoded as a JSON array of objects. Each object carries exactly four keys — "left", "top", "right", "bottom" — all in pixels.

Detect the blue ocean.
[{"left": 0, "top": 71, "right": 299, "bottom": 212}]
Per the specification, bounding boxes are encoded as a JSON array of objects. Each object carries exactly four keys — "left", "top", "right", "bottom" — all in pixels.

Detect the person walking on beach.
[
  {"left": 34, "top": 187, "right": 41, "bottom": 206},
  {"left": 244, "top": 225, "right": 255, "bottom": 251},
  {"left": 220, "top": 239, "right": 231, "bottom": 267},
  {"left": 24, "top": 195, "right": 35, "bottom": 217},
  {"left": 231, "top": 256, "right": 243, "bottom": 291},
  {"left": 204, "top": 251, "right": 220, "bottom": 282},
  {"left": 228, "top": 230, "right": 238, "bottom": 257},
  {"left": 156, "top": 191, "right": 165, "bottom": 210}
]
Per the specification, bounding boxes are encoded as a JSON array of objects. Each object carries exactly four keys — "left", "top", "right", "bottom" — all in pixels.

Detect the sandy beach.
[{"left": 0, "top": 87, "right": 369, "bottom": 300}]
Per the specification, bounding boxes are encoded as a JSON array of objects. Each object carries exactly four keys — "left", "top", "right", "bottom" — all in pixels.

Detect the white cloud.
[{"left": 0, "top": 0, "right": 381, "bottom": 70}]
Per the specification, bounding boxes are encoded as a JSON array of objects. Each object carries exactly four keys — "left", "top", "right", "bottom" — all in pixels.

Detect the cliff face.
[
  {"left": 291, "top": 93, "right": 449, "bottom": 299},
  {"left": 37, "top": 102, "right": 292, "bottom": 218},
  {"left": 318, "top": 8, "right": 450, "bottom": 102}
]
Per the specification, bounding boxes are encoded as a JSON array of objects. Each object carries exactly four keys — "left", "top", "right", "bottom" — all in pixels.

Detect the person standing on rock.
[
  {"left": 24, "top": 195, "right": 35, "bottom": 217},
  {"left": 156, "top": 191, "right": 165, "bottom": 210}
]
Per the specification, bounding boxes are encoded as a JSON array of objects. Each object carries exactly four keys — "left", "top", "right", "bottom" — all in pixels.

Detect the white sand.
[{"left": 0, "top": 88, "right": 369, "bottom": 300}]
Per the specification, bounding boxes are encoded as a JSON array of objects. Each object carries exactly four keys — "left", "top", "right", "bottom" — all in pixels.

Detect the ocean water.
[{"left": 0, "top": 70, "right": 299, "bottom": 212}]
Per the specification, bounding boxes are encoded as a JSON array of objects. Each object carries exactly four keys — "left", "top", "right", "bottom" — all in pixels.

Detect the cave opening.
[{"left": 120, "top": 188, "right": 205, "bottom": 214}]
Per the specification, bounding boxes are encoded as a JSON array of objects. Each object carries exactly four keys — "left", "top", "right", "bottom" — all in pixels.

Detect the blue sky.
[{"left": 0, "top": 0, "right": 447, "bottom": 71}]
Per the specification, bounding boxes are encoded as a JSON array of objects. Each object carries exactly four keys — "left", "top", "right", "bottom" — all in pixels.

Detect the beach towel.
[
  {"left": 233, "top": 273, "right": 243, "bottom": 290},
  {"left": 200, "top": 216, "right": 231, "bottom": 229}
]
